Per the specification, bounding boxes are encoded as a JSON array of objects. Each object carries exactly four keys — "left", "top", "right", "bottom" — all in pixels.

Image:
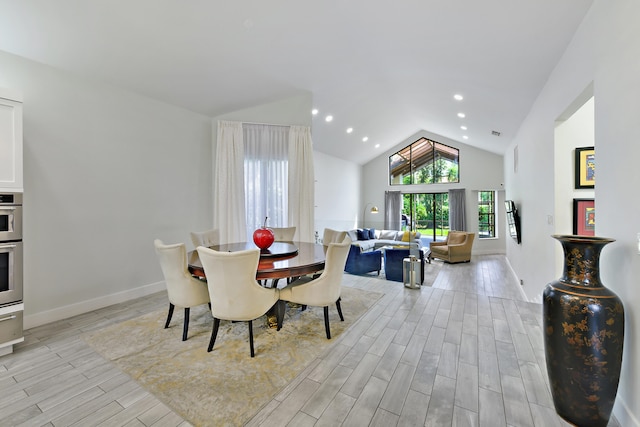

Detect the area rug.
[{"left": 83, "top": 286, "right": 382, "bottom": 427}]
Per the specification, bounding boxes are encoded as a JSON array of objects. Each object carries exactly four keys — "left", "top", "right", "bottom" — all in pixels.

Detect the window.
[
  {"left": 478, "top": 191, "right": 496, "bottom": 238},
  {"left": 402, "top": 192, "right": 449, "bottom": 243},
  {"left": 389, "top": 138, "right": 459, "bottom": 185},
  {"left": 243, "top": 124, "right": 289, "bottom": 239}
]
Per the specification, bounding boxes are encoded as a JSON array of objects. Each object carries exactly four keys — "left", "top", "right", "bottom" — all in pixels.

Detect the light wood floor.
[{"left": 0, "top": 255, "right": 620, "bottom": 426}]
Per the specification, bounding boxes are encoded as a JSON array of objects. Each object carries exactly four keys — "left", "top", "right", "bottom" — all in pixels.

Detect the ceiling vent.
[{"left": 491, "top": 130, "right": 501, "bottom": 136}]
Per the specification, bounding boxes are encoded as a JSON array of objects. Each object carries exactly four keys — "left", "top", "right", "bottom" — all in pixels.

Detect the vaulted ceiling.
[{"left": 0, "top": 0, "right": 593, "bottom": 164}]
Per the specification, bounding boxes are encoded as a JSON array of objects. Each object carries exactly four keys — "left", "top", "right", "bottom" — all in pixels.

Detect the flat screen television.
[{"left": 504, "top": 200, "right": 521, "bottom": 244}]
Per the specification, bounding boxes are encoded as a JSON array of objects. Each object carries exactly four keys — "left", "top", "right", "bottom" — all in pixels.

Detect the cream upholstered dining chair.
[
  {"left": 304, "top": 228, "right": 348, "bottom": 280},
  {"left": 277, "top": 236, "right": 351, "bottom": 339},
  {"left": 190, "top": 228, "right": 219, "bottom": 249},
  {"left": 196, "top": 246, "right": 280, "bottom": 357},
  {"left": 322, "top": 228, "right": 347, "bottom": 246},
  {"left": 154, "top": 239, "right": 210, "bottom": 341},
  {"left": 271, "top": 226, "right": 296, "bottom": 242}
]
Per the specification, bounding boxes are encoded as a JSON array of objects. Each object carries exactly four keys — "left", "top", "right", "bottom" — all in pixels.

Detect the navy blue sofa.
[
  {"left": 344, "top": 244, "right": 382, "bottom": 276},
  {"left": 384, "top": 248, "right": 425, "bottom": 283}
]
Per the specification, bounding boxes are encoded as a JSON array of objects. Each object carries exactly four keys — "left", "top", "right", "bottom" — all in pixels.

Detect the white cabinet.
[{"left": 0, "top": 88, "right": 23, "bottom": 192}]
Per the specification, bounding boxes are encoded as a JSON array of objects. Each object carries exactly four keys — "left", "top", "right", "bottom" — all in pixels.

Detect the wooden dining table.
[{"left": 187, "top": 241, "right": 326, "bottom": 283}]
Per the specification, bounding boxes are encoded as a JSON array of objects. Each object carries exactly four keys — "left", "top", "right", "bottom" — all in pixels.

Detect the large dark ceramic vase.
[{"left": 543, "top": 235, "right": 624, "bottom": 427}]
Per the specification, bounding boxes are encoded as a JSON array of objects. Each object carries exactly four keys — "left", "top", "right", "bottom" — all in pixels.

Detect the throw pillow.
[
  {"left": 346, "top": 230, "right": 358, "bottom": 242},
  {"left": 368, "top": 228, "right": 376, "bottom": 239},
  {"left": 357, "top": 229, "right": 369, "bottom": 240},
  {"left": 401, "top": 231, "right": 417, "bottom": 242}
]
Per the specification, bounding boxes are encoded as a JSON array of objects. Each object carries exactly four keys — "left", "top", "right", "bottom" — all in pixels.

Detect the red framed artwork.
[{"left": 573, "top": 198, "right": 595, "bottom": 236}]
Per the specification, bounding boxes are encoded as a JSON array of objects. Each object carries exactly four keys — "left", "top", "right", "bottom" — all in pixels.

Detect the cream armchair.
[
  {"left": 154, "top": 239, "right": 210, "bottom": 341},
  {"left": 429, "top": 231, "right": 475, "bottom": 263},
  {"left": 196, "top": 246, "right": 279, "bottom": 357},
  {"left": 277, "top": 237, "right": 351, "bottom": 338}
]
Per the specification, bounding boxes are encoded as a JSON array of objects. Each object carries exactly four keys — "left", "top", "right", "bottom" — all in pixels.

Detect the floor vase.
[{"left": 543, "top": 235, "right": 624, "bottom": 427}]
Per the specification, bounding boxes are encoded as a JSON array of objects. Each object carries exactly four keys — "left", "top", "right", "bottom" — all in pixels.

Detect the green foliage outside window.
[
  {"left": 389, "top": 138, "right": 459, "bottom": 185},
  {"left": 403, "top": 193, "right": 449, "bottom": 239},
  {"left": 478, "top": 191, "right": 496, "bottom": 238}
]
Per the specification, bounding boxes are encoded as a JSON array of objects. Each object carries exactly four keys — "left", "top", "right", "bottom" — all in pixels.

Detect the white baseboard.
[
  {"left": 24, "top": 281, "right": 166, "bottom": 329},
  {"left": 503, "top": 256, "right": 529, "bottom": 302},
  {"left": 472, "top": 249, "right": 506, "bottom": 256}
]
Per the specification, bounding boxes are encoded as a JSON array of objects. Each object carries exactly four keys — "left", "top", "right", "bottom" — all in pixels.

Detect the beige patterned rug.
[{"left": 84, "top": 286, "right": 382, "bottom": 427}]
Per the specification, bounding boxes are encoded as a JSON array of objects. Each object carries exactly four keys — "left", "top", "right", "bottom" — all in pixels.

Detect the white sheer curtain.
[
  {"left": 288, "top": 126, "right": 315, "bottom": 242},
  {"left": 243, "top": 123, "right": 289, "bottom": 241},
  {"left": 214, "top": 121, "right": 246, "bottom": 244}
]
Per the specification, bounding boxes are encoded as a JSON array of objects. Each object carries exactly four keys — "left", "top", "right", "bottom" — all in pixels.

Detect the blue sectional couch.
[
  {"left": 344, "top": 244, "right": 382, "bottom": 276},
  {"left": 346, "top": 228, "right": 422, "bottom": 251}
]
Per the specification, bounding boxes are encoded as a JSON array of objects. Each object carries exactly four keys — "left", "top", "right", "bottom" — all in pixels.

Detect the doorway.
[
  {"left": 402, "top": 192, "right": 449, "bottom": 245},
  {"left": 553, "top": 87, "right": 595, "bottom": 277}
]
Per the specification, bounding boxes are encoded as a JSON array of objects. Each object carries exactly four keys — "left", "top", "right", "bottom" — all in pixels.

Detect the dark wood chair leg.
[
  {"left": 207, "top": 317, "right": 220, "bottom": 352},
  {"left": 275, "top": 300, "right": 286, "bottom": 331},
  {"left": 336, "top": 297, "right": 344, "bottom": 322},
  {"left": 182, "top": 307, "right": 190, "bottom": 341},
  {"left": 164, "top": 303, "right": 175, "bottom": 329},
  {"left": 301, "top": 305, "right": 307, "bottom": 311},
  {"left": 248, "top": 320, "right": 255, "bottom": 357},
  {"left": 323, "top": 306, "right": 331, "bottom": 339}
]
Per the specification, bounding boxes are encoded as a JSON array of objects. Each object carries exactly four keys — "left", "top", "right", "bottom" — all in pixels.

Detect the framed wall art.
[
  {"left": 573, "top": 198, "right": 595, "bottom": 236},
  {"left": 575, "top": 146, "right": 595, "bottom": 189}
]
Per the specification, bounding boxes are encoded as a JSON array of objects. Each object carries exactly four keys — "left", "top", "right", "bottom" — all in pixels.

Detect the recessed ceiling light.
[
  {"left": 362, "top": 137, "right": 368, "bottom": 142},
  {"left": 463, "top": 135, "right": 469, "bottom": 140},
  {"left": 460, "top": 125, "right": 467, "bottom": 130},
  {"left": 346, "top": 127, "right": 353, "bottom": 133},
  {"left": 325, "top": 115, "right": 333, "bottom": 122},
  {"left": 454, "top": 94, "right": 464, "bottom": 101},
  {"left": 375, "top": 144, "right": 380, "bottom": 148},
  {"left": 311, "top": 109, "right": 318, "bottom": 115},
  {"left": 457, "top": 112, "right": 466, "bottom": 118}
]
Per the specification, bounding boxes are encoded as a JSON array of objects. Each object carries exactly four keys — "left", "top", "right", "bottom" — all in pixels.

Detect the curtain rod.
[{"left": 242, "top": 121, "right": 293, "bottom": 128}]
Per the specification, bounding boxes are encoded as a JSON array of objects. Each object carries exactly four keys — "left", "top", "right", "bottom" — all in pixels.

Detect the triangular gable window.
[{"left": 389, "top": 137, "right": 459, "bottom": 185}]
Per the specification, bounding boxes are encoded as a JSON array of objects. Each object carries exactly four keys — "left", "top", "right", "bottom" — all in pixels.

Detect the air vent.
[{"left": 491, "top": 130, "right": 501, "bottom": 136}]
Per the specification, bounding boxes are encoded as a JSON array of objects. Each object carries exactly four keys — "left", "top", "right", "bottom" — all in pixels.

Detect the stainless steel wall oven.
[{"left": 0, "top": 192, "right": 23, "bottom": 307}]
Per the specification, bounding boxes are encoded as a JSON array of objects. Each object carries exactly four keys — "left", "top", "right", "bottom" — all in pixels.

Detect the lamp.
[{"left": 362, "top": 203, "right": 379, "bottom": 228}]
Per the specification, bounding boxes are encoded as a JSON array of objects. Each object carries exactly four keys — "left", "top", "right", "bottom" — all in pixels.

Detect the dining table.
[
  {"left": 187, "top": 241, "right": 326, "bottom": 285},
  {"left": 188, "top": 241, "right": 326, "bottom": 329}
]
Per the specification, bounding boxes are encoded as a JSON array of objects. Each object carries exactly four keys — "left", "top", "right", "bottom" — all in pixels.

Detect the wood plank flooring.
[{"left": 0, "top": 255, "right": 621, "bottom": 426}]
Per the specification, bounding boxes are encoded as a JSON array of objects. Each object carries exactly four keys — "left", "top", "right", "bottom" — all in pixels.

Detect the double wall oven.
[{"left": 0, "top": 192, "right": 23, "bottom": 353}]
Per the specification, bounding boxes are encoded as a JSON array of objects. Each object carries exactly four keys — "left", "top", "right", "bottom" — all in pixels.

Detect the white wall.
[
  {"left": 0, "top": 50, "right": 213, "bottom": 328},
  {"left": 363, "top": 129, "right": 506, "bottom": 255},
  {"left": 504, "top": 1, "right": 640, "bottom": 424},
  {"left": 314, "top": 151, "right": 361, "bottom": 235},
  {"left": 553, "top": 96, "right": 595, "bottom": 277}
]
